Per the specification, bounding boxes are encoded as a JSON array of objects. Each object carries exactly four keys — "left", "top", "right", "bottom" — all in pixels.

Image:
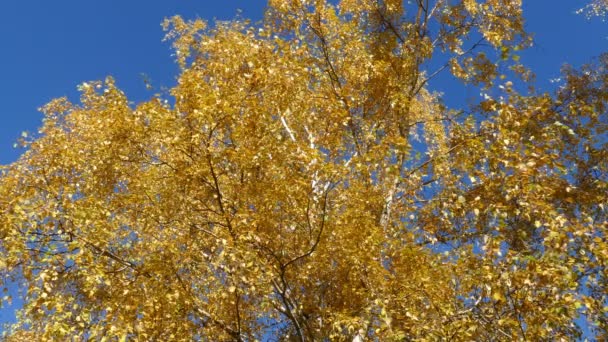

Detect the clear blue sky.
[{"left": 0, "top": 0, "right": 606, "bottom": 334}]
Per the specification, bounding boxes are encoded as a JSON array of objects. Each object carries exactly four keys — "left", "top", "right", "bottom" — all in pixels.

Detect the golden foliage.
[
  {"left": 0, "top": 1, "right": 606, "bottom": 341},
  {"left": 578, "top": 0, "right": 608, "bottom": 18}
]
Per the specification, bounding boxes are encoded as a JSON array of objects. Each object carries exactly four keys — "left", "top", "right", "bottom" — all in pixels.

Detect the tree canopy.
[{"left": 1, "top": 0, "right": 607, "bottom": 341}]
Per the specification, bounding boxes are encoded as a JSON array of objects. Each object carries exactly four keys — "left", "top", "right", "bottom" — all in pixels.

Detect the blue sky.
[{"left": 0, "top": 0, "right": 606, "bottom": 335}]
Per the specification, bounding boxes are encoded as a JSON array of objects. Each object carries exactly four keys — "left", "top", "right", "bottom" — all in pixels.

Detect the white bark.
[{"left": 352, "top": 329, "right": 365, "bottom": 342}]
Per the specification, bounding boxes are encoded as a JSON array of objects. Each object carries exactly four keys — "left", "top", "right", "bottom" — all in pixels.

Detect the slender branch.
[
  {"left": 235, "top": 287, "right": 243, "bottom": 340},
  {"left": 380, "top": 154, "right": 405, "bottom": 230},
  {"left": 174, "top": 263, "right": 244, "bottom": 341},
  {"left": 283, "top": 188, "right": 329, "bottom": 271},
  {"left": 417, "top": 38, "right": 486, "bottom": 94},
  {"left": 280, "top": 110, "right": 297, "bottom": 142},
  {"left": 271, "top": 277, "right": 306, "bottom": 342},
  {"left": 375, "top": 7, "right": 405, "bottom": 45},
  {"left": 404, "top": 141, "right": 465, "bottom": 180},
  {"left": 63, "top": 223, "right": 150, "bottom": 278},
  {"left": 308, "top": 12, "right": 362, "bottom": 156},
  {"left": 206, "top": 153, "right": 236, "bottom": 239}
]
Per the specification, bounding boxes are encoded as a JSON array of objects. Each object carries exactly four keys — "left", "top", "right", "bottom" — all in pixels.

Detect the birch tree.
[{"left": 1, "top": 1, "right": 607, "bottom": 340}]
